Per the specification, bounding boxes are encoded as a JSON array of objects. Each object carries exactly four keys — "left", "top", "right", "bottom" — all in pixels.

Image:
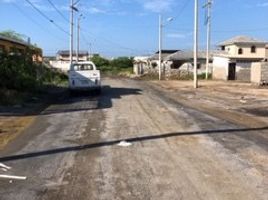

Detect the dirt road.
[{"left": 0, "top": 78, "right": 267, "bottom": 200}]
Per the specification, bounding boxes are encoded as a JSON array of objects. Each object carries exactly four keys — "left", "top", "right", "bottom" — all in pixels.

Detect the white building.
[{"left": 213, "top": 36, "right": 268, "bottom": 81}]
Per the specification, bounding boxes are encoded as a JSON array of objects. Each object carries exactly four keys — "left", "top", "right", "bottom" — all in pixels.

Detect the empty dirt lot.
[{"left": 0, "top": 78, "right": 267, "bottom": 200}]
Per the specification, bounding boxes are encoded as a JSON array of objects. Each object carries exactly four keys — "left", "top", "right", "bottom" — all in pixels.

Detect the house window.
[
  {"left": 221, "top": 46, "right": 225, "bottom": 51},
  {"left": 238, "top": 48, "right": 243, "bottom": 55},
  {"left": 251, "top": 46, "right": 256, "bottom": 53}
]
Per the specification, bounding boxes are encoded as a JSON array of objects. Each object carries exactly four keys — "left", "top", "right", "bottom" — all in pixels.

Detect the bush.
[
  {"left": 0, "top": 50, "right": 67, "bottom": 92},
  {"left": 110, "top": 57, "right": 133, "bottom": 69},
  {"left": 90, "top": 55, "right": 133, "bottom": 74}
]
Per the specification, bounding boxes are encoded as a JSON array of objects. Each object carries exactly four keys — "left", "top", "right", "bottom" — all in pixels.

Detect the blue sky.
[{"left": 0, "top": 0, "right": 268, "bottom": 57}]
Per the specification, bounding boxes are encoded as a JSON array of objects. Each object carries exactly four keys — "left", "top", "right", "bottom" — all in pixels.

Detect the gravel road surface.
[{"left": 0, "top": 78, "right": 267, "bottom": 200}]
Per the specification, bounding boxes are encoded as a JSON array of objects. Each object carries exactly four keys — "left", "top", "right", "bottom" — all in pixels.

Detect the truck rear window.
[{"left": 73, "top": 64, "right": 94, "bottom": 71}]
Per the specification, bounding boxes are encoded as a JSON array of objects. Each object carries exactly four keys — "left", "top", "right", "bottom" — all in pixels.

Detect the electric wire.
[
  {"left": 12, "top": 2, "right": 67, "bottom": 43},
  {"left": 46, "top": 0, "right": 69, "bottom": 23},
  {"left": 24, "top": 0, "right": 69, "bottom": 35}
]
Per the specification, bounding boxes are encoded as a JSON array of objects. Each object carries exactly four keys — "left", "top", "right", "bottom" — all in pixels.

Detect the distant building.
[
  {"left": 49, "top": 50, "right": 90, "bottom": 71},
  {"left": 56, "top": 50, "right": 89, "bottom": 62},
  {"left": 164, "top": 50, "right": 214, "bottom": 74},
  {"left": 133, "top": 56, "right": 150, "bottom": 75},
  {"left": 133, "top": 50, "right": 180, "bottom": 76},
  {"left": 213, "top": 35, "right": 268, "bottom": 81},
  {"left": 0, "top": 35, "right": 43, "bottom": 62}
]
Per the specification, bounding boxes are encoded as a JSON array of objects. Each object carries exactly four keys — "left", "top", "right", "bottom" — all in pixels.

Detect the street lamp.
[
  {"left": 159, "top": 15, "right": 173, "bottom": 81},
  {"left": 77, "top": 14, "right": 85, "bottom": 62}
]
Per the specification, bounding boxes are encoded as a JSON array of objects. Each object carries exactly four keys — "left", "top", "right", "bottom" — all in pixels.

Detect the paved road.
[{"left": 0, "top": 78, "right": 267, "bottom": 200}]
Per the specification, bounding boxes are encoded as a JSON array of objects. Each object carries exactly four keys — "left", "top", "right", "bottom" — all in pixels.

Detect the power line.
[
  {"left": 24, "top": 0, "right": 69, "bottom": 35},
  {"left": 12, "top": 2, "right": 67, "bottom": 43},
  {"left": 80, "top": 28, "right": 147, "bottom": 54},
  {"left": 172, "top": 0, "right": 191, "bottom": 22},
  {"left": 46, "top": 0, "right": 69, "bottom": 23}
]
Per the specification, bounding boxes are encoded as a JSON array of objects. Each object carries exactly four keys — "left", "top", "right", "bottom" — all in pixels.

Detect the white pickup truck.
[{"left": 68, "top": 61, "right": 101, "bottom": 94}]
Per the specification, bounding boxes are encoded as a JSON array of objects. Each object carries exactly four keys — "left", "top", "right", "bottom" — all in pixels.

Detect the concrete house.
[
  {"left": 133, "top": 50, "right": 179, "bottom": 75},
  {"left": 148, "top": 50, "right": 179, "bottom": 68},
  {"left": 50, "top": 50, "right": 89, "bottom": 71},
  {"left": 213, "top": 36, "right": 268, "bottom": 81},
  {"left": 164, "top": 50, "right": 213, "bottom": 73},
  {"left": 0, "top": 35, "right": 43, "bottom": 62},
  {"left": 56, "top": 50, "right": 89, "bottom": 62},
  {"left": 133, "top": 56, "right": 150, "bottom": 75}
]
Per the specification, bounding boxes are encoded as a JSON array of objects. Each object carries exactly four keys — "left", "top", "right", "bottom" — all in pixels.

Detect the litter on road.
[
  {"left": 0, "top": 163, "right": 11, "bottom": 170},
  {"left": 117, "top": 141, "right": 132, "bottom": 147},
  {"left": 0, "top": 174, "right": 27, "bottom": 180}
]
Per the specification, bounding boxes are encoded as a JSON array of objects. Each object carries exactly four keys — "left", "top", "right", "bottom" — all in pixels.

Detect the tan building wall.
[
  {"left": 223, "top": 44, "right": 266, "bottom": 59},
  {"left": 0, "top": 39, "right": 25, "bottom": 53},
  {"left": 0, "top": 38, "right": 43, "bottom": 62},
  {"left": 251, "top": 62, "right": 268, "bottom": 85}
]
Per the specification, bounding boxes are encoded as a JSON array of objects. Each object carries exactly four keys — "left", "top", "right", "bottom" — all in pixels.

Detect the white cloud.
[
  {"left": 166, "top": 32, "right": 192, "bottom": 39},
  {"left": 141, "top": 0, "right": 175, "bottom": 13},
  {"left": 257, "top": 2, "right": 268, "bottom": 7},
  {"left": 87, "top": 7, "right": 107, "bottom": 14},
  {"left": 166, "top": 33, "right": 186, "bottom": 39}
]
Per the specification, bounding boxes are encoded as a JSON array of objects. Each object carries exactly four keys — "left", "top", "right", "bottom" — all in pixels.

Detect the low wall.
[
  {"left": 49, "top": 61, "right": 70, "bottom": 72},
  {"left": 251, "top": 62, "right": 268, "bottom": 85},
  {"left": 236, "top": 67, "right": 251, "bottom": 81}
]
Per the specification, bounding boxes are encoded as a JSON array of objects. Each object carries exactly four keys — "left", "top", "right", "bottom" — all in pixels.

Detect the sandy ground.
[
  {"left": 0, "top": 116, "right": 35, "bottom": 150},
  {"left": 0, "top": 78, "right": 267, "bottom": 200},
  {"left": 151, "top": 80, "right": 268, "bottom": 127}
]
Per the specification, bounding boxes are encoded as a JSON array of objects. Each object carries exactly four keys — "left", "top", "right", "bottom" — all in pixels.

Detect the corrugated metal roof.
[
  {"left": 149, "top": 50, "right": 180, "bottom": 61},
  {"left": 219, "top": 35, "right": 267, "bottom": 46},
  {"left": 164, "top": 50, "right": 214, "bottom": 61}
]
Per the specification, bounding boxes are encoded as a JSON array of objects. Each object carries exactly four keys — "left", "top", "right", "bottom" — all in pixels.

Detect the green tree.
[
  {"left": 90, "top": 55, "right": 110, "bottom": 71},
  {"left": 110, "top": 57, "right": 133, "bottom": 69}
]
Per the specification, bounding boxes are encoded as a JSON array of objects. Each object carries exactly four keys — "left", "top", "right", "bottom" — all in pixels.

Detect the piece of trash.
[
  {"left": 117, "top": 141, "right": 132, "bottom": 147},
  {"left": 239, "top": 100, "right": 247, "bottom": 104},
  {"left": 0, "top": 175, "right": 27, "bottom": 180},
  {"left": 9, "top": 180, "right": 13, "bottom": 184},
  {"left": 0, "top": 163, "right": 11, "bottom": 170}
]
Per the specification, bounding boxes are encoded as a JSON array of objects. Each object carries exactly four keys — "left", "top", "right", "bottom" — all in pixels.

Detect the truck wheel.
[
  {"left": 96, "top": 87, "right": 102, "bottom": 95},
  {"left": 69, "top": 89, "right": 75, "bottom": 97}
]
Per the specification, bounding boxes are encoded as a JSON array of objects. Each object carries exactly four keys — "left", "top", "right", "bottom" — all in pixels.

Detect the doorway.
[{"left": 228, "top": 63, "right": 236, "bottom": 80}]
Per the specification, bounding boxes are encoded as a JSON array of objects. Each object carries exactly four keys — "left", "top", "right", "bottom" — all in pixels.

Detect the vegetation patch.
[
  {"left": 0, "top": 53, "right": 67, "bottom": 105},
  {"left": 91, "top": 55, "right": 133, "bottom": 77}
]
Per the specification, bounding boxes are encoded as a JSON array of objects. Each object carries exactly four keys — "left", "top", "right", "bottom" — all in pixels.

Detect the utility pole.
[
  {"left": 158, "top": 14, "right": 162, "bottom": 81},
  {"left": 193, "top": 0, "right": 199, "bottom": 88},
  {"left": 89, "top": 43, "right": 92, "bottom": 57},
  {"left": 205, "top": 0, "right": 212, "bottom": 80},
  {"left": 69, "top": 0, "right": 74, "bottom": 64},
  {"left": 70, "top": 0, "right": 79, "bottom": 64},
  {"left": 76, "top": 14, "right": 83, "bottom": 62}
]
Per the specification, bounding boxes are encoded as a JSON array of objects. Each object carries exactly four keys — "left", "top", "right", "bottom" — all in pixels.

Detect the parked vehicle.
[{"left": 68, "top": 61, "right": 101, "bottom": 94}]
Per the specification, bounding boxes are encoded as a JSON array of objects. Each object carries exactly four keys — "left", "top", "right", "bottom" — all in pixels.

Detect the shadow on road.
[
  {"left": 0, "top": 85, "right": 142, "bottom": 116},
  {"left": 0, "top": 126, "right": 267, "bottom": 162}
]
